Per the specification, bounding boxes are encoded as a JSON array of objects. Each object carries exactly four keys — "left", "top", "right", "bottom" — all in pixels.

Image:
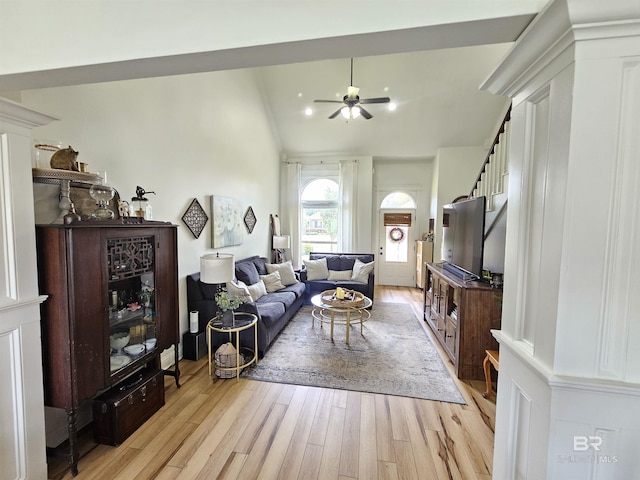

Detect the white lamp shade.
[
  {"left": 200, "top": 253, "right": 234, "bottom": 284},
  {"left": 273, "top": 235, "right": 290, "bottom": 249}
]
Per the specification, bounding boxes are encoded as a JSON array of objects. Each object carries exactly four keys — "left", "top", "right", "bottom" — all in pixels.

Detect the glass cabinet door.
[{"left": 107, "top": 236, "right": 158, "bottom": 375}]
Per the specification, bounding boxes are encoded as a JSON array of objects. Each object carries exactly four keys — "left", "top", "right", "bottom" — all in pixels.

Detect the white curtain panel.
[
  {"left": 339, "top": 160, "right": 358, "bottom": 252},
  {"left": 280, "top": 162, "right": 302, "bottom": 267}
]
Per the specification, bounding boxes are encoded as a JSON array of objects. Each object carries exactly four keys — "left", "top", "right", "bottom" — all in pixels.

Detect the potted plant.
[{"left": 215, "top": 289, "right": 245, "bottom": 326}]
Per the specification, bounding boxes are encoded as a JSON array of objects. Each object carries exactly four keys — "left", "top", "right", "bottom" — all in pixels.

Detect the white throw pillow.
[
  {"left": 265, "top": 261, "right": 298, "bottom": 286},
  {"left": 226, "top": 280, "right": 252, "bottom": 303},
  {"left": 351, "top": 259, "right": 375, "bottom": 283},
  {"left": 260, "top": 271, "right": 286, "bottom": 293},
  {"left": 327, "top": 269, "right": 353, "bottom": 281},
  {"left": 247, "top": 280, "right": 267, "bottom": 301},
  {"left": 303, "top": 257, "right": 329, "bottom": 281}
]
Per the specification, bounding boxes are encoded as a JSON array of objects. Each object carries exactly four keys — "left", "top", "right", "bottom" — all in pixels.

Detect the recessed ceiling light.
[
  {"left": 298, "top": 92, "right": 303, "bottom": 97},
  {"left": 304, "top": 108, "right": 313, "bottom": 116},
  {"left": 388, "top": 102, "right": 397, "bottom": 111},
  {"left": 384, "top": 86, "right": 390, "bottom": 92}
]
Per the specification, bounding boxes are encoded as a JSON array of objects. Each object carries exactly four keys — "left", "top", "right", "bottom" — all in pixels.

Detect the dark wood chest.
[{"left": 92, "top": 368, "right": 165, "bottom": 446}]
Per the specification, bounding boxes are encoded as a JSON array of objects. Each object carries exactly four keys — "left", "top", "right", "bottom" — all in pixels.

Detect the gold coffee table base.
[{"left": 311, "top": 293, "right": 372, "bottom": 344}]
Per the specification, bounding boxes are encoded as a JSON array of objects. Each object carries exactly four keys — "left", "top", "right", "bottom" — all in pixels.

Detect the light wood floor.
[{"left": 48, "top": 286, "right": 496, "bottom": 480}]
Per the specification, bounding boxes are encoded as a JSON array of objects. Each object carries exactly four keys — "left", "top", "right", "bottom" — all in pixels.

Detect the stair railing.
[{"left": 470, "top": 105, "right": 511, "bottom": 212}]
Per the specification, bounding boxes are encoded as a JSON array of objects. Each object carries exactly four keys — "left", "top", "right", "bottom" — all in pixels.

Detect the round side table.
[{"left": 207, "top": 312, "right": 258, "bottom": 382}]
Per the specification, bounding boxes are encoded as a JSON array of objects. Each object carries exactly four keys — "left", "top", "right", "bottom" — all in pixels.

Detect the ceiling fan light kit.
[
  {"left": 341, "top": 105, "right": 361, "bottom": 120},
  {"left": 314, "top": 58, "right": 390, "bottom": 121}
]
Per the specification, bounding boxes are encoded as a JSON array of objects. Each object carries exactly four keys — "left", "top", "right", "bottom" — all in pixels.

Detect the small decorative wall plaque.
[
  {"left": 182, "top": 198, "right": 208, "bottom": 239},
  {"left": 244, "top": 206, "right": 257, "bottom": 234}
]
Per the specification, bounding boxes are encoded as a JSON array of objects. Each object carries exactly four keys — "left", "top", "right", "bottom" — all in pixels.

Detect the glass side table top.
[{"left": 208, "top": 311, "right": 257, "bottom": 331}]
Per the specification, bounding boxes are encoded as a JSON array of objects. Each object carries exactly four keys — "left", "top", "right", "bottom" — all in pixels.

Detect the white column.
[
  {"left": 0, "top": 98, "right": 58, "bottom": 480},
  {"left": 482, "top": 1, "right": 640, "bottom": 478}
]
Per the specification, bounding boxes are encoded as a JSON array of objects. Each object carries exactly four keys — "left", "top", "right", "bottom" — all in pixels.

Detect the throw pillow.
[
  {"left": 351, "top": 258, "right": 375, "bottom": 283},
  {"left": 260, "top": 271, "right": 286, "bottom": 293},
  {"left": 226, "top": 280, "right": 252, "bottom": 303},
  {"left": 303, "top": 257, "right": 329, "bottom": 281},
  {"left": 235, "top": 261, "right": 260, "bottom": 286},
  {"left": 265, "top": 261, "right": 298, "bottom": 286},
  {"left": 247, "top": 280, "right": 267, "bottom": 301},
  {"left": 327, "top": 269, "right": 353, "bottom": 281}
]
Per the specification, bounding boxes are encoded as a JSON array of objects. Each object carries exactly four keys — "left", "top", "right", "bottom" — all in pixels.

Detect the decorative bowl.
[
  {"left": 124, "top": 344, "right": 144, "bottom": 356},
  {"left": 110, "top": 332, "right": 130, "bottom": 352},
  {"left": 143, "top": 338, "right": 157, "bottom": 350}
]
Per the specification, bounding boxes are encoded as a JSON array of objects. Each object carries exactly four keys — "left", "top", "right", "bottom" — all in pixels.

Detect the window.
[
  {"left": 301, "top": 179, "right": 339, "bottom": 259},
  {"left": 380, "top": 191, "right": 416, "bottom": 209}
]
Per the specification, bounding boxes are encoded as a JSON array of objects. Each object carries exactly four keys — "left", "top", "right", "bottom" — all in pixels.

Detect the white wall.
[
  {"left": 22, "top": 68, "right": 281, "bottom": 339},
  {"left": 432, "top": 146, "right": 487, "bottom": 262},
  {"left": 373, "top": 157, "right": 433, "bottom": 234}
]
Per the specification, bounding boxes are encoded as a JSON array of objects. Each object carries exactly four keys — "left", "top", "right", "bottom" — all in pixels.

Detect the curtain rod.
[{"left": 281, "top": 159, "right": 359, "bottom": 165}]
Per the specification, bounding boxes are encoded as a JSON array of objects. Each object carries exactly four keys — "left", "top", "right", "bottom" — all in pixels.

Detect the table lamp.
[
  {"left": 200, "top": 252, "right": 234, "bottom": 284},
  {"left": 200, "top": 253, "right": 234, "bottom": 328},
  {"left": 272, "top": 235, "right": 290, "bottom": 263}
]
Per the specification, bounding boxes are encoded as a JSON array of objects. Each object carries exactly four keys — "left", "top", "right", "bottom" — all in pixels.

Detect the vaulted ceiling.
[{"left": 256, "top": 44, "right": 513, "bottom": 159}]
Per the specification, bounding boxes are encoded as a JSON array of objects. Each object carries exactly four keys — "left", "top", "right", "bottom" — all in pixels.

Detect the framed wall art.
[
  {"left": 211, "top": 195, "right": 244, "bottom": 248},
  {"left": 244, "top": 206, "right": 257, "bottom": 234},
  {"left": 181, "top": 198, "right": 208, "bottom": 239}
]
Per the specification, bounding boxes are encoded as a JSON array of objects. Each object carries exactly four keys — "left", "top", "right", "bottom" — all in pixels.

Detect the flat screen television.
[{"left": 441, "top": 196, "right": 486, "bottom": 280}]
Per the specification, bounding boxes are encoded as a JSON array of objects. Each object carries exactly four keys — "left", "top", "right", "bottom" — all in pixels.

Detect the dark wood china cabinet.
[{"left": 36, "top": 221, "right": 180, "bottom": 475}]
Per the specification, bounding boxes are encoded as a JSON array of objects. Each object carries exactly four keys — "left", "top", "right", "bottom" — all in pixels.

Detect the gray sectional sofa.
[{"left": 186, "top": 255, "right": 305, "bottom": 358}]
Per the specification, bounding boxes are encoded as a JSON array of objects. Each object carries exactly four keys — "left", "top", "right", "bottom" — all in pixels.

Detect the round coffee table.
[{"left": 311, "top": 293, "right": 372, "bottom": 344}]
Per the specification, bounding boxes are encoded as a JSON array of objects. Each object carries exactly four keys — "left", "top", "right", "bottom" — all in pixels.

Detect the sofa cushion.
[
  {"left": 258, "top": 291, "right": 296, "bottom": 310},
  {"left": 280, "top": 282, "right": 306, "bottom": 298},
  {"left": 254, "top": 301, "right": 286, "bottom": 329},
  {"left": 226, "top": 280, "right": 252, "bottom": 303},
  {"left": 307, "top": 280, "right": 340, "bottom": 293},
  {"left": 247, "top": 280, "right": 267, "bottom": 301},
  {"left": 266, "top": 261, "right": 298, "bottom": 286},
  {"left": 303, "top": 257, "right": 329, "bottom": 280},
  {"left": 328, "top": 269, "right": 352, "bottom": 281},
  {"left": 320, "top": 255, "right": 342, "bottom": 271},
  {"left": 260, "top": 271, "right": 286, "bottom": 293},
  {"left": 251, "top": 257, "right": 269, "bottom": 276},
  {"left": 352, "top": 258, "right": 375, "bottom": 283},
  {"left": 236, "top": 261, "right": 260, "bottom": 286}
]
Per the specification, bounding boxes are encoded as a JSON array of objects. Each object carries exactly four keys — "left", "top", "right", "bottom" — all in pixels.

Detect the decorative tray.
[
  {"left": 320, "top": 289, "right": 365, "bottom": 307},
  {"left": 32, "top": 167, "right": 103, "bottom": 184}
]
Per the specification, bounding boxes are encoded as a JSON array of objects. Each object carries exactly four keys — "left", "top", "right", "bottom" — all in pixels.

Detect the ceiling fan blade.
[
  {"left": 314, "top": 99, "right": 343, "bottom": 103},
  {"left": 359, "top": 107, "right": 373, "bottom": 119},
  {"left": 328, "top": 108, "right": 343, "bottom": 119},
  {"left": 359, "top": 97, "right": 391, "bottom": 104}
]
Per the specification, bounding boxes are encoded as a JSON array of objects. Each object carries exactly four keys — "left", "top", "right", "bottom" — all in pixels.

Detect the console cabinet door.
[
  {"left": 154, "top": 226, "right": 179, "bottom": 351},
  {"left": 37, "top": 227, "right": 107, "bottom": 409}
]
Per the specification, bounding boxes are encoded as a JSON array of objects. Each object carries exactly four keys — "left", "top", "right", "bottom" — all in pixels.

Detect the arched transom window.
[{"left": 380, "top": 191, "right": 417, "bottom": 209}]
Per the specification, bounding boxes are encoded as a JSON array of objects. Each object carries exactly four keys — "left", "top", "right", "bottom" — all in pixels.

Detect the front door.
[{"left": 377, "top": 210, "right": 416, "bottom": 286}]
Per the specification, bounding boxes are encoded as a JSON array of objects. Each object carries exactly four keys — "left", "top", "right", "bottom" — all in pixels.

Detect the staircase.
[{"left": 470, "top": 106, "right": 511, "bottom": 234}]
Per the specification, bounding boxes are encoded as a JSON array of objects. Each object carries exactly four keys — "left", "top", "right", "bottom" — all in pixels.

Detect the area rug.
[{"left": 241, "top": 303, "right": 466, "bottom": 404}]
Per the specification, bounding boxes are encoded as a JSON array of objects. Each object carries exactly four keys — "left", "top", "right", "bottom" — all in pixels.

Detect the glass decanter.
[{"left": 89, "top": 172, "right": 115, "bottom": 219}]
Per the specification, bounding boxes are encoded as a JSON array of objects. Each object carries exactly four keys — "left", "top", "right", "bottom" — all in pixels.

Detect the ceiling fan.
[{"left": 314, "top": 58, "right": 391, "bottom": 120}]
